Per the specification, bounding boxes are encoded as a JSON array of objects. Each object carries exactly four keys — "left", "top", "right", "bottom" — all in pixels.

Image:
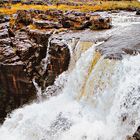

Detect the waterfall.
[
  {"left": 42, "top": 31, "right": 56, "bottom": 73},
  {"left": 0, "top": 41, "right": 140, "bottom": 140}
]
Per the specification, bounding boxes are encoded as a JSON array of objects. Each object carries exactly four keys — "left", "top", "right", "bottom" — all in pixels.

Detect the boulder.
[
  {"left": 15, "top": 10, "right": 33, "bottom": 26},
  {"left": 90, "top": 15, "right": 112, "bottom": 30},
  {"left": 61, "top": 13, "right": 87, "bottom": 29},
  {"left": 136, "top": 10, "right": 140, "bottom": 15}
]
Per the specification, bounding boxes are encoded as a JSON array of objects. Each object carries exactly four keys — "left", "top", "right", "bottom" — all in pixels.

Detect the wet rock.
[
  {"left": 90, "top": 15, "right": 112, "bottom": 30},
  {"left": 96, "top": 24, "right": 140, "bottom": 59},
  {"left": 43, "top": 38, "right": 70, "bottom": 87},
  {"left": 111, "top": 10, "right": 120, "bottom": 13},
  {"left": 126, "top": 136, "right": 136, "bottom": 140},
  {"left": 12, "top": 30, "right": 51, "bottom": 80},
  {"left": 0, "top": 29, "right": 51, "bottom": 122},
  {"left": 0, "top": 64, "right": 36, "bottom": 123},
  {"left": 126, "top": 126, "right": 140, "bottom": 140},
  {"left": 0, "top": 26, "right": 71, "bottom": 122},
  {"left": 136, "top": 10, "right": 140, "bottom": 15},
  {"left": 133, "top": 126, "right": 140, "bottom": 140},
  {"left": 45, "top": 9, "right": 63, "bottom": 18},
  {"left": 61, "top": 12, "right": 111, "bottom": 30}
]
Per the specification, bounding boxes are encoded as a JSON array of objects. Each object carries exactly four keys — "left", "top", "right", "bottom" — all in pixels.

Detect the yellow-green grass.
[{"left": 0, "top": 1, "right": 140, "bottom": 15}]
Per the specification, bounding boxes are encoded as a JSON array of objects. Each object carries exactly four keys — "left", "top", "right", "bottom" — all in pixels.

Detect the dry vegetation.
[{"left": 0, "top": 1, "right": 140, "bottom": 15}]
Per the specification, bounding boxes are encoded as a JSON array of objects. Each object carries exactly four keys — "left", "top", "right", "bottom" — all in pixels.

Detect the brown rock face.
[
  {"left": 44, "top": 38, "right": 70, "bottom": 87},
  {"left": 0, "top": 64, "right": 35, "bottom": 123},
  {"left": 27, "top": 29, "right": 70, "bottom": 89},
  {"left": 0, "top": 25, "right": 70, "bottom": 123},
  {"left": 90, "top": 15, "right": 112, "bottom": 29},
  {"left": 0, "top": 28, "right": 37, "bottom": 123}
]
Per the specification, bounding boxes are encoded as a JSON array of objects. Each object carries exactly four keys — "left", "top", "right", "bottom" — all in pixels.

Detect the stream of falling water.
[{"left": 0, "top": 41, "right": 140, "bottom": 140}]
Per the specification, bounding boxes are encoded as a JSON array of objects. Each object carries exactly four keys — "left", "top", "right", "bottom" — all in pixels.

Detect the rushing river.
[{"left": 0, "top": 11, "right": 140, "bottom": 140}]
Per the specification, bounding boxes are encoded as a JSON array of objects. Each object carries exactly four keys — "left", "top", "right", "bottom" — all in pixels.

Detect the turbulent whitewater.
[{"left": 0, "top": 39, "right": 140, "bottom": 140}]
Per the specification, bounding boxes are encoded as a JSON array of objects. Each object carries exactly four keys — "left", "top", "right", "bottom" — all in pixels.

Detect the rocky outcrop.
[
  {"left": 0, "top": 64, "right": 36, "bottom": 123},
  {"left": 90, "top": 15, "right": 111, "bottom": 29},
  {"left": 0, "top": 28, "right": 36, "bottom": 123},
  {"left": 0, "top": 26, "right": 70, "bottom": 123},
  {"left": 12, "top": 9, "right": 112, "bottom": 31},
  {"left": 27, "top": 29, "right": 70, "bottom": 88}
]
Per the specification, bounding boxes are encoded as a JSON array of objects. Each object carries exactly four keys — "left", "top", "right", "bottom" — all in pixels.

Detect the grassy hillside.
[{"left": 0, "top": 1, "right": 140, "bottom": 15}]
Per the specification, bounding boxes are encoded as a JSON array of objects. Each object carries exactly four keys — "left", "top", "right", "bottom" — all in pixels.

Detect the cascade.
[
  {"left": 110, "top": 11, "right": 140, "bottom": 26},
  {"left": 42, "top": 31, "right": 56, "bottom": 73},
  {"left": 0, "top": 40, "right": 140, "bottom": 140}
]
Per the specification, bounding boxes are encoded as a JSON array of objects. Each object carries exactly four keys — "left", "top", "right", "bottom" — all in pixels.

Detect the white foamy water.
[
  {"left": 110, "top": 11, "right": 140, "bottom": 26},
  {"left": 0, "top": 43, "right": 140, "bottom": 140}
]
